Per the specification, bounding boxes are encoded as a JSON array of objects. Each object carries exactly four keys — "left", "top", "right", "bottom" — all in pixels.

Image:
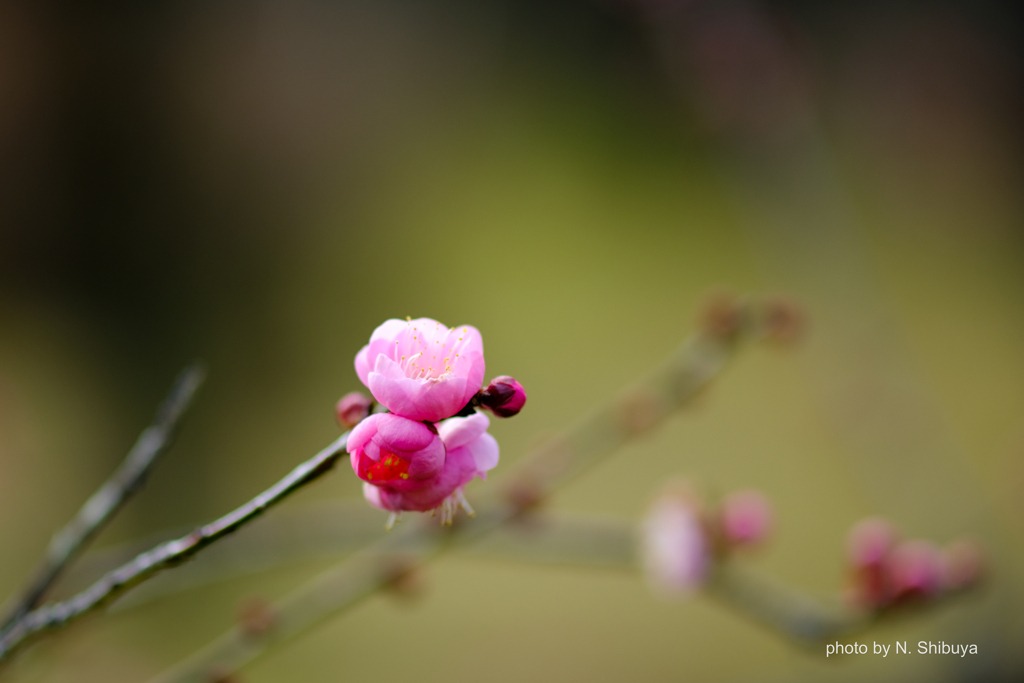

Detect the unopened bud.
[
  {"left": 846, "top": 517, "right": 899, "bottom": 609},
  {"left": 382, "top": 556, "right": 427, "bottom": 600},
  {"left": 758, "top": 294, "right": 806, "bottom": 346},
  {"left": 943, "top": 538, "right": 985, "bottom": 590},
  {"left": 698, "top": 291, "right": 746, "bottom": 342},
  {"left": 478, "top": 376, "right": 527, "bottom": 418},
  {"left": 503, "top": 472, "right": 546, "bottom": 517},
  {"left": 206, "top": 667, "right": 241, "bottom": 683},
  {"left": 847, "top": 517, "right": 898, "bottom": 569},
  {"left": 720, "top": 490, "right": 773, "bottom": 547},
  {"left": 237, "top": 597, "right": 277, "bottom": 639},
  {"left": 888, "top": 540, "right": 945, "bottom": 600},
  {"left": 336, "top": 392, "right": 372, "bottom": 429}
]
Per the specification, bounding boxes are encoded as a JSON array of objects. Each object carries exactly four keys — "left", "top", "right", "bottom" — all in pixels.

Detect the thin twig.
[
  {"left": 0, "top": 432, "right": 350, "bottom": 663},
  {"left": 0, "top": 364, "right": 205, "bottom": 633},
  {"left": 147, "top": 326, "right": 740, "bottom": 683},
  {"left": 60, "top": 505, "right": 635, "bottom": 610}
]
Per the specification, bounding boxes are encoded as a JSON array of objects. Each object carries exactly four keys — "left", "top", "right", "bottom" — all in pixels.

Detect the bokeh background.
[{"left": 1, "top": 0, "right": 1023, "bottom": 681}]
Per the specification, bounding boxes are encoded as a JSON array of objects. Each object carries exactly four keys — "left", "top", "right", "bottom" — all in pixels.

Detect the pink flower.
[
  {"left": 720, "top": 490, "right": 773, "bottom": 547},
  {"left": 348, "top": 413, "right": 446, "bottom": 486},
  {"left": 353, "top": 412, "right": 499, "bottom": 523},
  {"left": 641, "top": 489, "right": 710, "bottom": 595},
  {"left": 354, "top": 318, "right": 485, "bottom": 422}
]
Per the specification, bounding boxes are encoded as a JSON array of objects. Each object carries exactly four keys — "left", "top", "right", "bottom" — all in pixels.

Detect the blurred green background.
[{"left": 0, "top": 0, "right": 1022, "bottom": 681}]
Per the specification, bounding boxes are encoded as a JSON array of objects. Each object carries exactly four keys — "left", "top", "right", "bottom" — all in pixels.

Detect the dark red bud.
[{"left": 478, "top": 376, "right": 527, "bottom": 418}]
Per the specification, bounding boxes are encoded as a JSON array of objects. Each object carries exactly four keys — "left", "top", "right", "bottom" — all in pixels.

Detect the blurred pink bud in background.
[
  {"left": 846, "top": 517, "right": 899, "bottom": 608},
  {"left": 943, "top": 538, "right": 985, "bottom": 590},
  {"left": 720, "top": 489, "right": 773, "bottom": 547},
  {"left": 888, "top": 539, "right": 946, "bottom": 599},
  {"left": 847, "top": 517, "right": 899, "bottom": 568}
]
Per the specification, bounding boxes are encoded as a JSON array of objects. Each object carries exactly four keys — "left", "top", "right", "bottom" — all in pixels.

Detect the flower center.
[
  {"left": 366, "top": 451, "right": 410, "bottom": 481},
  {"left": 395, "top": 321, "right": 460, "bottom": 380}
]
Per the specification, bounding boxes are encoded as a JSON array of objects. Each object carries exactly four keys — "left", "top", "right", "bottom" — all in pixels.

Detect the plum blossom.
[
  {"left": 348, "top": 414, "right": 445, "bottom": 487},
  {"left": 351, "top": 412, "right": 499, "bottom": 525},
  {"left": 641, "top": 488, "right": 710, "bottom": 595},
  {"left": 355, "top": 318, "right": 485, "bottom": 422}
]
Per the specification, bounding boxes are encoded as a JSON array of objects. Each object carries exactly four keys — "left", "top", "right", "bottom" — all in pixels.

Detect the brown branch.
[
  {"left": 0, "top": 364, "right": 205, "bottom": 633},
  {"left": 0, "top": 431, "right": 349, "bottom": 663}
]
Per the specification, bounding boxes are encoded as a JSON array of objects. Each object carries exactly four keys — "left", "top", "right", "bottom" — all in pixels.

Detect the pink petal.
[
  {"left": 354, "top": 346, "right": 372, "bottom": 387},
  {"left": 437, "top": 412, "right": 490, "bottom": 450},
  {"left": 362, "top": 482, "right": 391, "bottom": 511},
  {"left": 466, "top": 432, "right": 499, "bottom": 477},
  {"left": 374, "top": 413, "right": 436, "bottom": 452}
]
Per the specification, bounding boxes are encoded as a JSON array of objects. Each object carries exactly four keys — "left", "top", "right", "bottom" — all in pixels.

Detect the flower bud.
[
  {"left": 943, "top": 538, "right": 984, "bottom": 590},
  {"left": 237, "top": 596, "right": 277, "bottom": 640},
  {"left": 847, "top": 517, "right": 898, "bottom": 568},
  {"left": 641, "top": 485, "right": 710, "bottom": 596},
  {"left": 720, "top": 490, "right": 773, "bottom": 547},
  {"left": 478, "top": 376, "right": 527, "bottom": 418},
  {"left": 888, "top": 539, "right": 945, "bottom": 600},
  {"left": 336, "top": 392, "right": 372, "bottom": 429},
  {"left": 698, "top": 291, "right": 745, "bottom": 342},
  {"left": 845, "top": 517, "right": 899, "bottom": 608},
  {"left": 758, "top": 295, "right": 806, "bottom": 346}
]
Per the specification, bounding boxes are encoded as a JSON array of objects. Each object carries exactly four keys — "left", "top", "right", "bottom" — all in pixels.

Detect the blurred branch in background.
[
  {"left": 626, "top": 0, "right": 1023, "bottom": 677},
  {"left": 67, "top": 500, "right": 980, "bottom": 652},
  {"left": 0, "top": 365, "right": 205, "bottom": 635}
]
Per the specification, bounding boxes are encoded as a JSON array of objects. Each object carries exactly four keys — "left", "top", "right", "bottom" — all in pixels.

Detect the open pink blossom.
[
  {"left": 358, "top": 412, "right": 498, "bottom": 523},
  {"left": 347, "top": 413, "right": 446, "bottom": 487},
  {"left": 354, "top": 318, "right": 485, "bottom": 422},
  {"left": 641, "top": 490, "right": 710, "bottom": 596}
]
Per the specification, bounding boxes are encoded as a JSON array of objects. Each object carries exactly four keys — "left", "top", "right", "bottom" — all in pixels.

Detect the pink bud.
[
  {"left": 846, "top": 517, "right": 898, "bottom": 569},
  {"left": 336, "top": 392, "right": 372, "bottom": 429},
  {"left": 478, "top": 376, "right": 527, "bottom": 418},
  {"left": 641, "top": 487, "right": 710, "bottom": 596},
  {"left": 845, "top": 517, "right": 899, "bottom": 609},
  {"left": 720, "top": 490, "right": 773, "bottom": 547},
  {"left": 888, "top": 540, "right": 945, "bottom": 599},
  {"left": 943, "top": 538, "right": 984, "bottom": 590}
]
